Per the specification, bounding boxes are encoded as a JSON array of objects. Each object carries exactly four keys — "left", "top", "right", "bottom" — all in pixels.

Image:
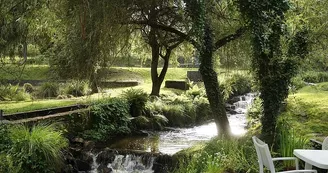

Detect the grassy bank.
[{"left": 281, "top": 82, "right": 328, "bottom": 137}]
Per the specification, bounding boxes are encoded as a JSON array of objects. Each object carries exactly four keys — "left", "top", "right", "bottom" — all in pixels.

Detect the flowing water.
[{"left": 90, "top": 93, "right": 255, "bottom": 173}]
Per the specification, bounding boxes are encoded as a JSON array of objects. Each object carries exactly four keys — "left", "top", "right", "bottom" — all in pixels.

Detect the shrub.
[
  {"left": 194, "top": 97, "right": 212, "bottom": 124},
  {"left": 7, "top": 124, "right": 68, "bottom": 173},
  {"left": 186, "top": 84, "right": 206, "bottom": 98},
  {"left": 246, "top": 96, "right": 263, "bottom": 128},
  {"left": 132, "top": 116, "right": 150, "bottom": 129},
  {"left": 64, "top": 80, "right": 89, "bottom": 97},
  {"left": 173, "top": 136, "right": 258, "bottom": 173},
  {"left": 221, "top": 73, "right": 252, "bottom": 99},
  {"left": 302, "top": 71, "right": 328, "bottom": 83},
  {"left": 0, "top": 124, "right": 11, "bottom": 152},
  {"left": 290, "top": 76, "right": 306, "bottom": 92},
  {"left": 0, "top": 84, "right": 31, "bottom": 101},
  {"left": 277, "top": 119, "right": 308, "bottom": 168},
  {"left": 23, "top": 83, "right": 34, "bottom": 93},
  {"left": 122, "top": 88, "right": 148, "bottom": 117},
  {"left": 0, "top": 154, "right": 20, "bottom": 173},
  {"left": 83, "top": 98, "right": 131, "bottom": 141},
  {"left": 38, "top": 82, "right": 59, "bottom": 98},
  {"left": 163, "top": 104, "right": 190, "bottom": 127},
  {"left": 151, "top": 114, "right": 168, "bottom": 130},
  {"left": 317, "top": 83, "right": 328, "bottom": 91}
]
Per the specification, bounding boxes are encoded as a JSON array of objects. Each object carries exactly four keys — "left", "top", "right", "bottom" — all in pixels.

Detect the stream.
[{"left": 90, "top": 93, "right": 255, "bottom": 173}]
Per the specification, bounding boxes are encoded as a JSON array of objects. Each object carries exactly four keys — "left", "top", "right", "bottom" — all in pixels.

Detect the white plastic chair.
[
  {"left": 252, "top": 136, "right": 317, "bottom": 173},
  {"left": 322, "top": 136, "right": 328, "bottom": 150}
]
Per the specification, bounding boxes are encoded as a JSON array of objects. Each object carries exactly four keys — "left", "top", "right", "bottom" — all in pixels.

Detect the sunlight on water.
[{"left": 90, "top": 94, "right": 255, "bottom": 172}]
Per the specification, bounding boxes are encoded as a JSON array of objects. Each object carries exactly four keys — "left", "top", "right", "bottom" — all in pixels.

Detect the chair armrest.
[
  {"left": 272, "top": 157, "right": 299, "bottom": 170},
  {"left": 277, "top": 170, "right": 317, "bottom": 173},
  {"left": 272, "top": 157, "right": 297, "bottom": 161}
]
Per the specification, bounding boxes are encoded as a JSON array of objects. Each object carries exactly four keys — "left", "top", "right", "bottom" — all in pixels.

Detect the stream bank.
[{"left": 63, "top": 93, "right": 255, "bottom": 173}]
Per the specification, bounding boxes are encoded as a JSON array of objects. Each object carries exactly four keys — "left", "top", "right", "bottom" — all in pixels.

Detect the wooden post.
[{"left": 0, "top": 110, "right": 3, "bottom": 120}]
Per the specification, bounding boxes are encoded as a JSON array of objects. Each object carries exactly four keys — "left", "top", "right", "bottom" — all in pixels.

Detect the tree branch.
[
  {"left": 127, "top": 20, "right": 200, "bottom": 49},
  {"left": 213, "top": 27, "right": 246, "bottom": 51}
]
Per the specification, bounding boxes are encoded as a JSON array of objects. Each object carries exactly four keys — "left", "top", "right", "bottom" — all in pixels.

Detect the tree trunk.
[
  {"left": 199, "top": 24, "right": 231, "bottom": 136},
  {"left": 89, "top": 72, "right": 99, "bottom": 94},
  {"left": 149, "top": 26, "right": 161, "bottom": 96},
  {"left": 150, "top": 47, "right": 171, "bottom": 96}
]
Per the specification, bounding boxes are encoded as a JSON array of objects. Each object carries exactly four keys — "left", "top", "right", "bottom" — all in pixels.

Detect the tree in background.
[
  {"left": 126, "top": 0, "right": 189, "bottom": 96},
  {"left": 0, "top": 0, "right": 48, "bottom": 80},
  {"left": 50, "top": 0, "right": 131, "bottom": 93},
  {"left": 288, "top": 0, "right": 328, "bottom": 71}
]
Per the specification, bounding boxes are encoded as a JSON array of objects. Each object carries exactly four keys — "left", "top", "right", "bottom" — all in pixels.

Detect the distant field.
[
  {"left": 0, "top": 65, "right": 250, "bottom": 114},
  {"left": 0, "top": 65, "right": 249, "bottom": 82},
  {"left": 0, "top": 65, "right": 49, "bottom": 80}
]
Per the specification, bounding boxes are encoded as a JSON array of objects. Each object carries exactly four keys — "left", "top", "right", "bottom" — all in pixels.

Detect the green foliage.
[
  {"left": 151, "top": 114, "right": 169, "bottom": 130},
  {"left": 302, "top": 71, "right": 328, "bottom": 83},
  {"left": 145, "top": 92, "right": 212, "bottom": 127},
  {"left": 0, "top": 84, "right": 31, "bottom": 101},
  {"left": 280, "top": 83, "right": 328, "bottom": 137},
  {"left": 238, "top": 0, "right": 308, "bottom": 144},
  {"left": 4, "top": 124, "right": 68, "bottom": 173},
  {"left": 163, "top": 104, "right": 190, "bottom": 127},
  {"left": 122, "top": 88, "right": 148, "bottom": 117},
  {"left": 132, "top": 116, "right": 150, "bottom": 129},
  {"left": 23, "top": 83, "right": 34, "bottom": 93},
  {"left": 38, "top": 82, "right": 59, "bottom": 98},
  {"left": 277, "top": 119, "right": 308, "bottom": 168},
  {"left": 193, "top": 96, "right": 212, "bottom": 123},
  {"left": 186, "top": 83, "right": 206, "bottom": 98},
  {"left": 64, "top": 80, "right": 89, "bottom": 97},
  {"left": 290, "top": 76, "right": 306, "bottom": 91},
  {"left": 246, "top": 96, "right": 263, "bottom": 128},
  {"left": 220, "top": 73, "right": 252, "bottom": 100},
  {"left": 0, "top": 154, "right": 20, "bottom": 173},
  {"left": 173, "top": 136, "right": 258, "bottom": 173},
  {"left": 0, "top": 124, "right": 11, "bottom": 152},
  {"left": 83, "top": 98, "right": 131, "bottom": 141}
]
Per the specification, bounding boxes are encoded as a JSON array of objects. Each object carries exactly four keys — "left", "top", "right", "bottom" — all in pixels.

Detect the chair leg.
[
  {"left": 304, "top": 163, "right": 312, "bottom": 170},
  {"left": 295, "top": 159, "right": 299, "bottom": 170}
]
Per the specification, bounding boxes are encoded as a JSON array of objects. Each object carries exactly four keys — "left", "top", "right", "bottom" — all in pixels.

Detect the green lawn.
[
  {"left": 0, "top": 65, "right": 249, "bottom": 114},
  {"left": 282, "top": 82, "right": 328, "bottom": 138},
  {"left": 0, "top": 65, "right": 49, "bottom": 80}
]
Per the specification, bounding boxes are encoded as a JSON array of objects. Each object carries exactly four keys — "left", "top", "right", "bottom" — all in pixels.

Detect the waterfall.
[{"left": 91, "top": 154, "right": 154, "bottom": 173}]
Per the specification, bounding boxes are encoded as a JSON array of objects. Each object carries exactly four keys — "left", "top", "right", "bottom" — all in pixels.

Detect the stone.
[
  {"left": 187, "top": 71, "right": 203, "bottom": 82},
  {"left": 72, "top": 137, "right": 84, "bottom": 144},
  {"left": 76, "top": 159, "right": 91, "bottom": 171},
  {"left": 83, "top": 141, "right": 95, "bottom": 151},
  {"left": 97, "top": 164, "right": 113, "bottom": 173},
  {"left": 81, "top": 152, "right": 94, "bottom": 164},
  {"left": 96, "top": 148, "right": 118, "bottom": 165},
  {"left": 165, "top": 80, "right": 188, "bottom": 90}
]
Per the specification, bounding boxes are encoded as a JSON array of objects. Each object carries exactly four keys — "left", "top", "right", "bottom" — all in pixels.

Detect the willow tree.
[
  {"left": 0, "top": 0, "right": 47, "bottom": 80},
  {"left": 50, "top": 0, "right": 131, "bottom": 92}
]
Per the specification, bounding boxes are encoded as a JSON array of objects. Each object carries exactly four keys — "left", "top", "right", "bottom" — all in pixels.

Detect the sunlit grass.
[
  {"left": 1, "top": 65, "right": 250, "bottom": 114},
  {"left": 283, "top": 82, "right": 328, "bottom": 138},
  {"left": 0, "top": 64, "right": 49, "bottom": 80}
]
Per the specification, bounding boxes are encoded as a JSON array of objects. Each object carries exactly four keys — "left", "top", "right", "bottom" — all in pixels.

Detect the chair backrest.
[
  {"left": 252, "top": 136, "right": 276, "bottom": 173},
  {"left": 322, "top": 136, "right": 328, "bottom": 150}
]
